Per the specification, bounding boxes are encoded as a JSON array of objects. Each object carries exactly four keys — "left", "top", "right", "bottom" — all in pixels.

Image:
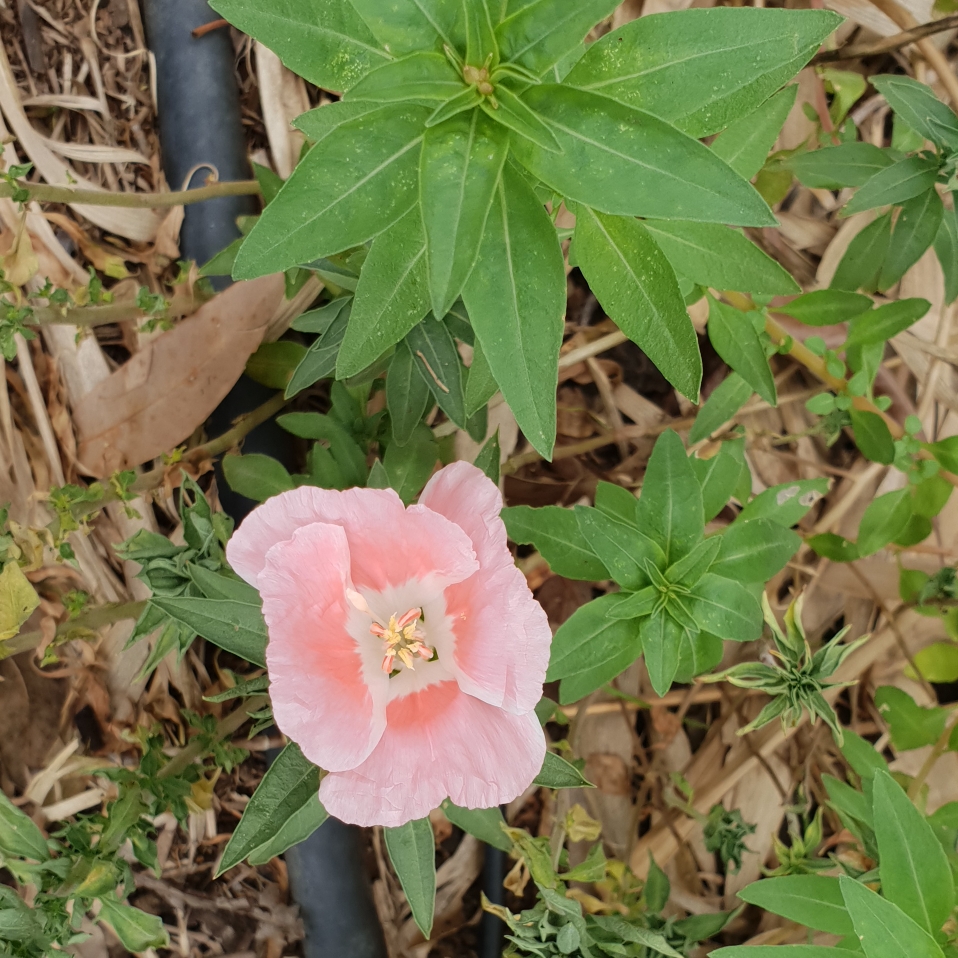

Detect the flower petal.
[
  {"left": 227, "top": 485, "right": 479, "bottom": 597},
  {"left": 259, "top": 522, "right": 388, "bottom": 772},
  {"left": 319, "top": 682, "right": 546, "bottom": 827},
  {"left": 419, "top": 462, "right": 550, "bottom": 713}
]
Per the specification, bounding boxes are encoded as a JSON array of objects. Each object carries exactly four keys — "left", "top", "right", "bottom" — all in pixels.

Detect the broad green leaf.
[
  {"left": 150, "top": 596, "right": 267, "bottom": 667},
  {"left": 934, "top": 201, "right": 958, "bottom": 304},
  {"left": 592, "top": 916, "right": 683, "bottom": 957},
  {"left": 247, "top": 795, "right": 330, "bottom": 867},
  {"left": 707, "top": 297, "right": 776, "bottom": 405},
  {"left": 190, "top": 567, "right": 261, "bottom": 604},
  {"left": 246, "top": 342, "right": 307, "bottom": 390},
  {"left": 666, "top": 536, "right": 721, "bottom": 587},
  {"left": 293, "top": 100, "right": 385, "bottom": 143},
  {"left": 857, "top": 488, "right": 913, "bottom": 556},
  {"left": 736, "top": 875, "right": 854, "bottom": 936},
  {"left": 463, "top": 0, "right": 497, "bottom": 66},
  {"left": 689, "top": 373, "right": 752, "bottom": 444},
  {"left": 839, "top": 874, "right": 946, "bottom": 958},
  {"left": 421, "top": 111, "right": 509, "bottom": 317},
  {"left": 874, "top": 687, "right": 946, "bottom": 752},
  {"left": 841, "top": 727, "right": 890, "bottom": 780},
  {"left": 480, "top": 86, "right": 561, "bottom": 151},
  {"left": 711, "top": 947, "right": 842, "bottom": 958},
  {"left": 831, "top": 212, "right": 892, "bottom": 293},
  {"left": 405, "top": 315, "right": 467, "bottom": 427},
  {"left": 674, "top": 629, "right": 724, "bottom": 684},
  {"left": 534, "top": 751, "right": 594, "bottom": 789},
  {"left": 642, "top": 608, "right": 684, "bottom": 696},
  {"left": 808, "top": 531, "right": 860, "bottom": 563},
  {"left": 345, "top": 51, "right": 462, "bottom": 103},
  {"left": 513, "top": 85, "right": 776, "bottom": 226},
  {"left": 927, "top": 435, "right": 958, "bottom": 472},
  {"left": 872, "top": 74, "right": 958, "bottom": 152},
  {"left": 548, "top": 594, "right": 644, "bottom": 704},
  {"left": 850, "top": 408, "right": 895, "bottom": 465},
  {"left": 574, "top": 506, "right": 663, "bottom": 591},
  {"left": 462, "top": 162, "right": 565, "bottom": 458},
  {"left": 0, "top": 885, "right": 42, "bottom": 942},
  {"left": 287, "top": 301, "right": 352, "bottom": 397},
  {"left": 608, "top": 586, "right": 659, "bottom": 620},
  {"left": 218, "top": 744, "right": 326, "bottom": 875},
  {"left": 98, "top": 898, "right": 169, "bottom": 952},
  {"left": 0, "top": 561, "right": 39, "bottom": 642},
  {"left": 879, "top": 188, "right": 943, "bottom": 290},
  {"left": 738, "top": 477, "right": 829, "bottom": 526},
  {"left": 502, "top": 505, "right": 609, "bottom": 580},
  {"left": 575, "top": 207, "right": 701, "bottom": 400},
  {"left": 689, "top": 573, "right": 763, "bottom": 641},
  {"left": 222, "top": 454, "right": 295, "bottom": 503},
  {"left": 712, "top": 518, "right": 800, "bottom": 582},
  {"left": 911, "top": 642, "right": 958, "bottom": 683},
  {"left": 384, "top": 818, "right": 436, "bottom": 938},
  {"left": 0, "top": 791, "right": 48, "bottom": 862},
  {"left": 691, "top": 439, "right": 747, "bottom": 522},
  {"left": 347, "top": 0, "right": 461, "bottom": 55},
  {"left": 495, "top": 0, "right": 618, "bottom": 76},
  {"left": 710, "top": 85, "right": 797, "bottom": 181},
  {"left": 234, "top": 106, "right": 428, "bottom": 279},
  {"left": 844, "top": 154, "right": 941, "bottom": 216},
  {"left": 338, "top": 209, "right": 430, "bottom": 377},
  {"left": 384, "top": 427, "right": 439, "bottom": 504},
  {"left": 788, "top": 142, "right": 895, "bottom": 189},
  {"left": 636, "top": 430, "right": 704, "bottom": 563},
  {"left": 277, "top": 412, "right": 367, "bottom": 486},
  {"left": 565, "top": 8, "right": 841, "bottom": 137},
  {"left": 388, "top": 340, "right": 433, "bottom": 444},
  {"left": 595, "top": 480, "right": 640, "bottom": 528},
  {"left": 774, "top": 289, "right": 872, "bottom": 326},
  {"left": 644, "top": 220, "right": 799, "bottom": 297},
  {"left": 464, "top": 338, "right": 498, "bottom": 415},
  {"left": 210, "top": 0, "right": 390, "bottom": 91},
  {"left": 291, "top": 296, "right": 352, "bottom": 334},
  {"left": 441, "top": 800, "right": 511, "bottom": 851}
]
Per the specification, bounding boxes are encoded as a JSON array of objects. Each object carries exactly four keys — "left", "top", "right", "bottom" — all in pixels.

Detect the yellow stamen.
[{"left": 368, "top": 606, "right": 432, "bottom": 674}]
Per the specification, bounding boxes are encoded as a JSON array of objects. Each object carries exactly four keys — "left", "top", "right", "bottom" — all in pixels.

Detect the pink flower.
[{"left": 226, "top": 462, "right": 550, "bottom": 827}]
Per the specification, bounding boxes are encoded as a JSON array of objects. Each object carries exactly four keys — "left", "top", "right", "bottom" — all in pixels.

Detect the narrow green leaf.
[
  {"left": 151, "top": 596, "right": 267, "bottom": 667},
  {"left": 689, "top": 373, "right": 752, "bottom": 444},
  {"left": 98, "top": 898, "right": 169, "bottom": 952},
  {"left": 534, "top": 751, "right": 594, "bottom": 789},
  {"left": 844, "top": 155, "right": 941, "bottom": 216},
  {"left": 188, "top": 567, "right": 261, "bottom": 604},
  {"left": 464, "top": 338, "right": 498, "bottom": 415},
  {"left": 879, "top": 188, "right": 943, "bottom": 290},
  {"left": 222, "top": 454, "right": 295, "bottom": 503},
  {"left": 384, "top": 427, "right": 439, "bottom": 504},
  {"left": 711, "top": 85, "right": 798, "bottom": 181},
  {"left": 708, "top": 297, "right": 776, "bottom": 406},
  {"left": 574, "top": 505, "right": 663, "bottom": 591},
  {"left": 345, "top": 51, "right": 462, "bottom": 103},
  {"left": 738, "top": 478, "right": 830, "bottom": 526},
  {"left": 831, "top": 212, "right": 893, "bottom": 293},
  {"left": 474, "top": 430, "right": 501, "bottom": 483},
  {"left": 462, "top": 162, "right": 565, "bottom": 458},
  {"left": 385, "top": 818, "right": 436, "bottom": 938},
  {"left": 481, "top": 86, "right": 561, "bottom": 151},
  {"left": 642, "top": 608, "right": 684, "bottom": 697},
  {"left": 666, "top": 536, "right": 721, "bottom": 588},
  {"left": 463, "top": 0, "right": 497, "bottom": 67},
  {"left": 736, "top": 876, "right": 853, "bottom": 936},
  {"left": 502, "top": 505, "right": 609, "bottom": 580},
  {"left": 709, "top": 949, "right": 840, "bottom": 958},
  {"left": 347, "top": 0, "right": 463, "bottom": 54},
  {"left": 575, "top": 207, "right": 701, "bottom": 400},
  {"left": 0, "top": 791, "right": 49, "bottom": 862},
  {"left": 405, "top": 315, "right": 468, "bottom": 427},
  {"left": 512, "top": 85, "right": 776, "bottom": 226},
  {"left": 287, "top": 302, "right": 352, "bottom": 397},
  {"left": 712, "top": 519, "right": 801, "bottom": 582},
  {"left": 857, "top": 488, "right": 913, "bottom": 556},
  {"left": 774, "top": 289, "right": 873, "bottom": 326},
  {"left": 872, "top": 74, "right": 958, "bottom": 152},
  {"left": 388, "top": 340, "right": 433, "bottom": 444},
  {"left": 594, "top": 480, "right": 639, "bottom": 528},
  {"left": 850, "top": 408, "right": 895, "bottom": 465},
  {"left": 234, "top": 106, "right": 428, "bottom": 279},
  {"left": 934, "top": 201, "right": 958, "bottom": 304},
  {"left": 691, "top": 439, "right": 747, "bottom": 523},
  {"left": 787, "top": 142, "right": 895, "bottom": 189},
  {"left": 689, "top": 573, "right": 763, "bottom": 642},
  {"left": 441, "top": 800, "right": 511, "bottom": 851}
]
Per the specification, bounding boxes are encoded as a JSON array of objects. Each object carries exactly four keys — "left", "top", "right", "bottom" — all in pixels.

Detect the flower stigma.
[{"left": 347, "top": 590, "right": 433, "bottom": 674}]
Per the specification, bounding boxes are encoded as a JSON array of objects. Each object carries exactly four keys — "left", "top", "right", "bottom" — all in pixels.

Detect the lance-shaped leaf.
[
  {"left": 565, "top": 8, "right": 841, "bottom": 137},
  {"left": 348, "top": 0, "right": 463, "bottom": 54},
  {"left": 502, "top": 505, "right": 609, "bottom": 581},
  {"left": 405, "top": 315, "right": 468, "bottom": 427},
  {"left": 774, "top": 289, "right": 872, "bottom": 326},
  {"left": 844, "top": 154, "right": 941, "bottom": 216},
  {"left": 689, "top": 373, "right": 753, "bottom": 444},
  {"left": 692, "top": 438, "right": 747, "bottom": 523},
  {"left": 710, "top": 85, "right": 797, "bottom": 181},
  {"left": 151, "top": 596, "right": 268, "bottom": 667},
  {"left": 574, "top": 506, "right": 663, "bottom": 591},
  {"left": 287, "top": 302, "right": 352, "bottom": 398},
  {"left": 462, "top": 162, "right": 565, "bottom": 458},
  {"left": 344, "top": 51, "right": 464, "bottom": 103},
  {"left": 787, "top": 142, "right": 895, "bottom": 190},
  {"left": 234, "top": 106, "right": 429, "bottom": 279},
  {"left": 294, "top": 100, "right": 387, "bottom": 142},
  {"left": 707, "top": 296, "right": 776, "bottom": 406},
  {"left": 831, "top": 211, "right": 893, "bottom": 293},
  {"left": 535, "top": 752, "right": 594, "bottom": 789},
  {"left": 689, "top": 574, "right": 763, "bottom": 641},
  {"left": 464, "top": 0, "right": 498, "bottom": 66},
  {"left": 712, "top": 518, "right": 800, "bottom": 581},
  {"left": 513, "top": 86, "right": 775, "bottom": 226},
  {"left": 845, "top": 298, "right": 930, "bottom": 348},
  {"left": 421, "top": 111, "right": 509, "bottom": 318},
  {"left": 387, "top": 340, "right": 433, "bottom": 444},
  {"left": 385, "top": 818, "right": 437, "bottom": 938},
  {"left": 737, "top": 875, "right": 854, "bottom": 936},
  {"left": 210, "top": 0, "right": 390, "bottom": 92},
  {"left": 879, "top": 188, "right": 943, "bottom": 290},
  {"left": 872, "top": 74, "right": 958, "bottom": 152},
  {"left": 480, "top": 86, "right": 560, "bottom": 151},
  {"left": 441, "top": 801, "right": 511, "bottom": 851},
  {"left": 642, "top": 608, "right": 685, "bottom": 697}
]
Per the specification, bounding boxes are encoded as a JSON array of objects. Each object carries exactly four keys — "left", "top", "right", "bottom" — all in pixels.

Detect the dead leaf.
[
  {"left": 72, "top": 275, "right": 285, "bottom": 476},
  {"left": 0, "top": 216, "right": 39, "bottom": 287}
]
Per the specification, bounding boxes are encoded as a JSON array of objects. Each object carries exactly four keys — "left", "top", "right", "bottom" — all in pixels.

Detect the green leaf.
[
  {"left": 234, "top": 106, "right": 428, "bottom": 279},
  {"left": 808, "top": 532, "right": 860, "bottom": 562},
  {"left": 642, "top": 608, "right": 684, "bottom": 696},
  {"left": 345, "top": 51, "right": 462, "bottom": 103},
  {"left": 245, "top": 341, "right": 307, "bottom": 390},
  {"left": 850, "top": 408, "right": 895, "bottom": 465},
  {"left": 841, "top": 727, "right": 890, "bottom": 780},
  {"left": 0, "top": 791, "right": 48, "bottom": 862},
  {"left": 384, "top": 426, "right": 439, "bottom": 504},
  {"left": 574, "top": 207, "right": 701, "bottom": 400},
  {"left": 189, "top": 567, "right": 260, "bottom": 604},
  {"left": 502, "top": 505, "right": 609, "bottom": 580},
  {"left": 222, "top": 454, "right": 295, "bottom": 502},
  {"left": 674, "top": 629, "right": 724, "bottom": 685},
  {"left": 534, "top": 751, "right": 594, "bottom": 789},
  {"left": 839, "top": 874, "right": 946, "bottom": 958},
  {"left": 689, "top": 373, "right": 752, "bottom": 444},
  {"left": 926, "top": 435, "right": 958, "bottom": 472},
  {"left": 880, "top": 188, "right": 944, "bottom": 290},
  {"left": 595, "top": 480, "right": 639, "bottom": 528},
  {"left": 831, "top": 212, "right": 893, "bottom": 293},
  {"left": 287, "top": 301, "right": 352, "bottom": 397},
  {"left": 388, "top": 340, "right": 433, "bottom": 444},
  {"left": 440, "top": 800, "right": 511, "bottom": 851},
  {"left": 911, "top": 642, "right": 958, "bottom": 683},
  {"left": 405, "top": 315, "right": 467, "bottom": 426},
  {"left": 210, "top": 0, "right": 390, "bottom": 92},
  {"left": 710, "top": 85, "right": 797, "bottom": 181},
  {"left": 689, "top": 573, "right": 763, "bottom": 641},
  {"left": 548, "top": 594, "right": 644, "bottom": 704},
  {"left": 872, "top": 74, "right": 958, "bottom": 152},
  {"left": 592, "top": 916, "right": 684, "bottom": 957},
  {"left": 463, "top": 0, "right": 497, "bottom": 66},
  {"left": 574, "top": 506, "right": 664, "bottom": 591},
  {"left": 421, "top": 112, "right": 509, "bottom": 317},
  {"left": 636, "top": 430, "right": 704, "bottom": 563},
  {"left": 565, "top": 8, "right": 841, "bottom": 138},
  {"left": 712, "top": 518, "right": 800, "bottom": 582},
  {"left": 857, "top": 488, "right": 913, "bottom": 556},
  {"left": 707, "top": 297, "right": 776, "bottom": 406},
  {"left": 874, "top": 686, "right": 946, "bottom": 752},
  {"left": 338, "top": 208, "right": 430, "bottom": 377},
  {"left": 644, "top": 220, "right": 799, "bottom": 297},
  {"left": 150, "top": 596, "right": 267, "bottom": 667},
  {"left": 774, "top": 289, "right": 873, "bottom": 326},
  {"left": 710, "top": 947, "right": 844, "bottom": 958},
  {"left": 495, "top": 0, "right": 619, "bottom": 76},
  {"left": 277, "top": 412, "right": 368, "bottom": 487},
  {"left": 474, "top": 430, "right": 500, "bottom": 483},
  {"left": 218, "top": 744, "right": 326, "bottom": 875},
  {"left": 692, "top": 439, "right": 747, "bottom": 522},
  {"left": 844, "top": 155, "right": 941, "bottom": 216},
  {"left": 934, "top": 201, "right": 958, "bottom": 305},
  {"left": 512, "top": 85, "right": 776, "bottom": 226},
  {"left": 788, "top": 142, "right": 895, "bottom": 190},
  {"left": 464, "top": 338, "right": 498, "bottom": 416},
  {"left": 0, "top": 885, "right": 42, "bottom": 942},
  {"left": 480, "top": 86, "right": 561, "bottom": 152},
  {"left": 384, "top": 818, "right": 436, "bottom": 938},
  {"left": 98, "top": 897, "right": 169, "bottom": 952},
  {"left": 738, "top": 478, "right": 830, "bottom": 526},
  {"left": 462, "top": 162, "right": 565, "bottom": 458},
  {"left": 348, "top": 0, "right": 463, "bottom": 54},
  {"left": 666, "top": 536, "right": 721, "bottom": 588},
  {"left": 736, "top": 875, "right": 854, "bottom": 936},
  {"left": 294, "top": 100, "right": 385, "bottom": 143}
]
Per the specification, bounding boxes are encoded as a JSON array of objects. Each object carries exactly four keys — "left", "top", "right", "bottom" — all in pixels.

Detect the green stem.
[
  {"left": 0, "top": 179, "right": 261, "bottom": 209},
  {"left": 908, "top": 712, "right": 958, "bottom": 800},
  {"left": 27, "top": 299, "right": 207, "bottom": 328}
]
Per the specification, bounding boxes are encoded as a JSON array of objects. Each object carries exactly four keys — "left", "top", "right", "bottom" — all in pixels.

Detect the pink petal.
[
  {"left": 258, "top": 522, "right": 388, "bottom": 772},
  {"left": 319, "top": 682, "right": 546, "bottom": 827},
  {"left": 419, "top": 462, "right": 551, "bottom": 714},
  {"left": 226, "top": 485, "right": 479, "bottom": 597}
]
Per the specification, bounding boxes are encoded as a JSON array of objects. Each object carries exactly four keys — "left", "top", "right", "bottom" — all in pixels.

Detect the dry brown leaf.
[
  {"left": 72, "top": 274, "right": 285, "bottom": 476},
  {"left": 0, "top": 215, "right": 39, "bottom": 286}
]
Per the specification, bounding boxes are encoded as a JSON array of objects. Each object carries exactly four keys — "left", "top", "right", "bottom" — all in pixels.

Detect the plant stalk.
[{"left": 0, "top": 179, "right": 261, "bottom": 209}]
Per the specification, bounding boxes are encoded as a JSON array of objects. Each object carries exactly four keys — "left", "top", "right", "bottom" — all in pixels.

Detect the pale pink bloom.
[{"left": 226, "top": 462, "right": 550, "bottom": 827}]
